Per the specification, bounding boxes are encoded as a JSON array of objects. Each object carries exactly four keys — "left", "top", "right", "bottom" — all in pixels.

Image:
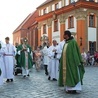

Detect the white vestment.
[
  {"left": 59, "top": 40, "right": 65, "bottom": 50},
  {"left": 4, "top": 43, "right": 16, "bottom": 79},
  {"left": 48, "top": 45, "right": 61, "bottom": 80},
  {"left": 0, "top": 63, "right": 3, "bottom": 85},
  {"left": 0, "top": 41, "right": 6, "bottom": 85},
  {"left": 42, "top": 46, "right": 49, "bottom": 65},
  {"left": 58, "top": 40, "right": 65, "bottom": 58}
]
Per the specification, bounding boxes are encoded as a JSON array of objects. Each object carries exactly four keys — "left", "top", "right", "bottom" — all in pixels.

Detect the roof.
[
  {"left": 37, "top": 0, "right": 53, "bottom": 9},
  {"left": 31, "top": 21, "right": 38, "bottom": 26},
  {"left": 13, "top": 13, "right": 33, "bottom": 33},
  {"left": 13, "top": 10, "right": 38, "bottom": 33}
]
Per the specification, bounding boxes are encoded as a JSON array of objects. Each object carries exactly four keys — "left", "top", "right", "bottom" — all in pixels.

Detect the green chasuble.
[
  {"left": 17, "top": 44, "right": 33, "bottom": 69},
  {"left": 59, "top": 38, "right": 85, "bottom": 87}
]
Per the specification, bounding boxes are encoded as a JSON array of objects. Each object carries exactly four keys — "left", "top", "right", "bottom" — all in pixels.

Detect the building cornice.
[
  {"left": 36, "top": 1, "right": 98, "bottom": 22},
  {"left": 37, "top": 0, "right": 61, "bottom": 10}
]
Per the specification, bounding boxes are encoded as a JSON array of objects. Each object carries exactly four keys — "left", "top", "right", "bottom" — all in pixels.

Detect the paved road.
[{"left": 0, "top": 66, "right": 98, "bottom": 98}]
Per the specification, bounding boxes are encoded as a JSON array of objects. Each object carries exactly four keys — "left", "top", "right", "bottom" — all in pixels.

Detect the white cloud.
[{"left": 0, "top": 0, "right": 46, "bottom": 43}]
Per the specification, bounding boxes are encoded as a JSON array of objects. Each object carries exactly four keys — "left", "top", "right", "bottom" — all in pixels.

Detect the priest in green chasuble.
[
  {"left": 59, "top": 30, "right": 85, "bottom": 94},
  {"left": 17, "top": 38, "right": 33, "bottom": 78}
]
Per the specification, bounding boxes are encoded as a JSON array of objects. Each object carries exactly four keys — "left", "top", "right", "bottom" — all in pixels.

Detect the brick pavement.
[{"left": 0, "top": 66, "right": 98, "bottom": 98}]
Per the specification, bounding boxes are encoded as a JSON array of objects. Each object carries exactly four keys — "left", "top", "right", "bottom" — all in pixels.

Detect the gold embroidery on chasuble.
[
  {"left": 25, "top": 52, "right": 28, "bottom": 69},
  {"left": 22, "top": 44, "right": 28, "bottom": 69},
  {"left": 62, "top": 43, "right": 68, "bottom": 86}
]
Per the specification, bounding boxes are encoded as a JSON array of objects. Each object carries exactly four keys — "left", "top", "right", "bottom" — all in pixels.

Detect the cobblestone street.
[{"left": 0, "top": 66, "right": 98, "bottom": 98}]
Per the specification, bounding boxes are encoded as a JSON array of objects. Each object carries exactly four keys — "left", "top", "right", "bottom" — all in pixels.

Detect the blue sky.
[{"left": 0, "top": 0, "right": 45, "bottom": 43}]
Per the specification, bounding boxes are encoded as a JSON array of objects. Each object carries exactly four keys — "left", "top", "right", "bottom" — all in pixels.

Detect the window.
[
  {"left": 89, "top": 0, "right": 94, "bottom": 2},
  {"left": 89, "top": 41, "right": 96, "bottom": 55},
  {"left": 68, "top": 16, "right": 74, "bottom": 28},
  {"left": 43, "top": 24, "right": 46, "bottom": 34},
  {"left": 55, "top": 3, "right": 59, "bottom": 10},
  {"left": 89, "top": 14, "right": 95, "bottom": 27},
  {"left": 43, "top": 8, "right": 47, "bottom": 15},
  {"left": 69, "top": 0, "right": 74, "bottom": 3},
  {"left": 54, "top": 20, "right": 58, "bottom": 31}
]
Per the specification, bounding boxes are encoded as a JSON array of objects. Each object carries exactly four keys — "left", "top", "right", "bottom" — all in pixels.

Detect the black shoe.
[
  {"left": 6, "top": 79, "right": 10, "bottom": 83},
  {"left": 45, "top": 72, "right": 48, "bottom": 75},
  {"left": 66, "top": 90, "right": 77, "bottom": 94},
  {"left": 53, "top": 78, "right": 57, "bottom": 81},
  {"left": 66, "top": 91, "right": 72, "bottom": 94},
  {"left": 10, "top": 79, "right": 13, "bottom": 82},
  {"left": 71, "top": 90, "right": 77, "bottom": 94},
  {"left": 23, "top": 75, "right": 26, "bottom": 78},
  {"left": 27, "top": 74, "right": 30, "bottom": 77},
  {"left": 48, "top": 76, "right": 51, "bottom": 80},
  {"left": 15, "top": 72, "right": 17, "bottom": 76}
]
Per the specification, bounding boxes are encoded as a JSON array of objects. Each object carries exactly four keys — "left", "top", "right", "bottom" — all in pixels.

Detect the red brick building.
[{"left": 13, "top": 10, "right": 38, "bottom": 50}]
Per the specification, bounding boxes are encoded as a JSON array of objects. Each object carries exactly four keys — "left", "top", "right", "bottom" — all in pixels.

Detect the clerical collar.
[
  {"left": 53, "top": 45, "right": 57, "bottom": 47},
  {"left": 6, "top": 43, "right": 9, "bottom": 45},
  {"left": 66, "top": 36, "right": 74, "bottom": 42}
]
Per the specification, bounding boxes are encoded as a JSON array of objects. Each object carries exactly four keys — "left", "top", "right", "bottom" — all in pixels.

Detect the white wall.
[
  {"left": 88, "top": 28, "right": 96, "bottom": 41},
  {"left": 59, "top": 1, "right": 62, "bottom": 8},
  {"left": 41, "top": 9, "right": 43, "bottom": 15},
  {"left": 52, "top": 31, "right": 60, "bottom": 43},
  {"left": 46, "top": 7, "right": 48, "bottom": 13},
  {"left": 52, "top": 4, "right": 55, "bottom": 11},
  {"left": 95, "top": 0, "right": 98, "bottom": 2},
  {"left": 66, "top": 0, "right": 69, "bottom": 6},
  {"left": 74, "top": 0, "right": 78, "bottom": 2}
]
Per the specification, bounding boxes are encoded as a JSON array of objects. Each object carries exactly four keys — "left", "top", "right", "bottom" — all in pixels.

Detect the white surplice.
[
  {"left": 48, "top": 45, "right": 61, "bottom": 80},
  {"left": 58, "top": 40, "right": 65, "bottom": 50},
  {"left": 58, "top": 40, "right": 65, "bottom": 58},
  {"left": 4, "top": 43, "right": 16, "bottom": 79},
  {"left": 0, "top": 41, "right": 6, "bottom": 85},
  {"left": 42, "top": 46, "right": 49, "bottom": 65}
]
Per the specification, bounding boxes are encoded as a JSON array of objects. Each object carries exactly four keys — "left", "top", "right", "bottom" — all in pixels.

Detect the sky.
[{"left": 0, "top": 0, "right": 46, "bottom": 43}]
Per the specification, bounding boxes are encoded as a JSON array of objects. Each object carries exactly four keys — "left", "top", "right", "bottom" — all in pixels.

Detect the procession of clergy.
[{"left": 0, "top": 30, "right": 85, "bottom": 94}]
